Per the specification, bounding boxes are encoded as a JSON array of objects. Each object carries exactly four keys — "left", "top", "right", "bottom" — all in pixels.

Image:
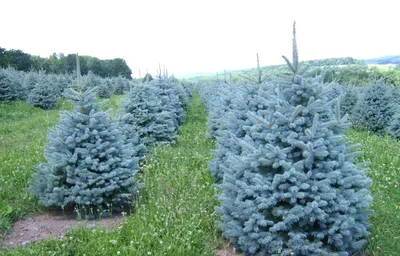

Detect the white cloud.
[{"left": 1, "top": 0, "right": 399, "bottom": 78}]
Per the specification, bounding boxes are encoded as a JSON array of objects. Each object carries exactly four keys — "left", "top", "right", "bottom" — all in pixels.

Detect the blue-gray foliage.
[
  {"left": 29, "top": 86, "right": 140, "bottom": 215},
  {"left": 197, "top": 82, "right": 234, "bottom": 139},
  {"left": 27, "top": 75, "right": 58, "bottom": 109},
  {"left": 208, "top": 83, "right": 265, "bottom": 182},
  {"left": 388, "top": 106, "right": 400, "bottom": 140},
  {"left": 113, "top": 76, "right": 126, "bottom": 95},
  {"left": 120, "top": 83, "right": 178, "bottom": 148},
  {"left": 340, "top": 85, "right": 359, "bottom": 120},
  {"left": 216, "top": 73, "right": 372, "bottom": 255},
  {"left": 97, "top": 81, "right": 111, "bottom": 98},
  {"left": 352, "top": 79, "right": 395, "bottom": 134},
  {"left": 22, "top": 71, "right": 39, "bottom": 100},
  {"left": 0, "top": 68, "right": 18, "bottom": 103},
  {"left": 150, "top": 75, "right": 185, "bottom": 126},
  {"left": 209, "top": 23, "right": 372, "bottom": 255}
]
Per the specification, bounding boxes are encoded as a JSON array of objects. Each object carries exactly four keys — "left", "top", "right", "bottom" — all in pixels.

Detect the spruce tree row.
[
  {"left": 0, "top": 67, "right": 135, "bottom": 108},
  {"left": 28, "top": 62, "right": 190, "bottom": 219},
  {"left": 195, "top": 22, "right": 373, "bottom": 255}
]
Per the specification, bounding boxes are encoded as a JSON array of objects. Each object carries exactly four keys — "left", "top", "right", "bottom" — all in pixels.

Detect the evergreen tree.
[
  {"left": 206, "top": 83, "right": 233, "bottom": 139},
  {"left": 209, "top": 83, "right": 265, "bottom": 182},
  {"left": 113, "top": 76, "right": 125, "bottom": 95},
  {"left": 150, "top": 73, "right": 185, "bottom": 126},
  {"left": 352, "top": 79, "right": 395, "bottom": 134},
  {"left": 22, "top": 71, "right": 39, "bottom": 100},
  {"left": 326, "top": 82, "right": 342, "bottom": 102},
  {"left": 97, "top": 81, "right": 111, "bottom": 98},
  {"left": 120, "top": 83, "right": 178, "bottom": 147},
  {"left": 142, "top": 73, "right": 153, "bottom": 83},
  {"left": 27, "top": 75, "right": 58, "bottom": 109},
  {"left": 29, "top": 84, "right": 140, "bottom": 217},
  {"left": 216, "top": 22, "right": 372, "bottom": 255},
  {"left": 174, "top": 82, "right": 191, "bottom": 109},
  {"left": 340, "top": 85, "right": 359, "bottom": 119},
  {"left": 388, "top": 108, "right": 400, "bottom": 140},
  {"left": 0, "top": 68, "right": 18, "bottom": 103}
]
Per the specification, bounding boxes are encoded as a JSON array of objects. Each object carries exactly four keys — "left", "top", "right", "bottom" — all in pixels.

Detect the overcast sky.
[{"left": 1, "top": 0, "right": 399, "bottom": 78}]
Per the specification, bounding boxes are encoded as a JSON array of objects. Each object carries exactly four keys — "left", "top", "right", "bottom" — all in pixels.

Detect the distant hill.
[{"left": 364, "top": 55, "right": 400, "bottom": 64}]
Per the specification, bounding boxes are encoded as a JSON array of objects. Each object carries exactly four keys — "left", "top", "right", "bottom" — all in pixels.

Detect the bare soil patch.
[{"left": 0, "top": 210, "right": 124, "bottom": 249}]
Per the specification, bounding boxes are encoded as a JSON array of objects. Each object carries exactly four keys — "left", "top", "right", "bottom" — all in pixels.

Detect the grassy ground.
[
  {"left": 347, "top": 130, "right": 400, "bottom": 255},
  {"left": 1, "top": 94, "right": 223, "bottom": 255},
  {"left": 0, "top": 95, "right": 126, "bottom": 237}
]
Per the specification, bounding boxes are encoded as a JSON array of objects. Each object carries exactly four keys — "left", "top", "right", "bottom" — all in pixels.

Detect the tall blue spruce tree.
[
  {"left": 29, "top": 58, "right": 140, "bottom": 217},
  {"left": 216, "top": 22, "right": 372, "bottom": 256}
]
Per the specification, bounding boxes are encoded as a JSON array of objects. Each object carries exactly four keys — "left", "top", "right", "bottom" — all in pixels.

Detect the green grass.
[
  {"left": 1, "top": 94, "right": 223, "bottom": 255},
  {"left": 0, "top": 94, "right": 127, "bottom": 237},
  {"left": 0, "top": 100, "right": 71, "bottom": 236},
  {"left": 99, "top": 94, "right": 127, "bottom": 116},
  {"left": 347, "top": 130, "right": 400, "bottom": 255}
]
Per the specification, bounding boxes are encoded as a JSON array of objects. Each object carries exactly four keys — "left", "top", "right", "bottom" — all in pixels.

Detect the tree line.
[{"left": 0, "top": 48, "right": 132, "bottom": 79}]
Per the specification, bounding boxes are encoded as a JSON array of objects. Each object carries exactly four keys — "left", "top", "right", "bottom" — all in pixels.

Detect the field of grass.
[
  {"left": 347, "top": 130, "right": 400, "bottom": 255},
  {"left": 0, "top": 95, "right": 126, "bottom": 236},
  {"left": 1, "top": 93, "right": 400, "bottom": 255}
]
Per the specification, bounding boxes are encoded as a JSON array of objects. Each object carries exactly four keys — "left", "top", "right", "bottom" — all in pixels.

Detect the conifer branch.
[
  {"left": 256, "top": 53, "right": 262, "bottom": 84},
  {"left": 282, "top": 21, "right": 299, "bottom": 78}
]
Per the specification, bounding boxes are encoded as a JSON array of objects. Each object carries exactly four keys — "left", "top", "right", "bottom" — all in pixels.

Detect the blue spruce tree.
[
  {"left": 22, "top": 70, "right": 39, "bottom": 100},
  {"left": 388, "top": 108, "right": 400, "bottom": 140},
  {"left": 150, "top": 71, "right": 185, "bottom": 126},
  {"left": 209, "top": 83, "right": 266, "bottom": 183},
  {"left": 97, "top": 80, "right": 111, "bottom": 99},
  {"left": 113, "top": 76, "right": 126, "bottom": 95},
  {"left": 216, "top": 22, "right": 372, "bottom": 256},
  {"left": 0, "top": 68, "right": 18, "bottom": 103},
  {"left": 28, "top": 75, "right": 58, "bottom": 109},
  {"left": 340, "top": 85, "right": 358, "bottom": 119},
  {"left": 352, "top": 79, "right": 394, "bottom": 134},
  {"left": 29, "top": 73, "right": 140, "bottom": 216},
  {"left": 120, "top": 83, "right": 178, "bottom": 147}
]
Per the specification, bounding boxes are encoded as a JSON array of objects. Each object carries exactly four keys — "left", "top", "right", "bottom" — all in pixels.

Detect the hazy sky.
[{"left": 1, "top": 0, "right": 399, "bottom": 78}]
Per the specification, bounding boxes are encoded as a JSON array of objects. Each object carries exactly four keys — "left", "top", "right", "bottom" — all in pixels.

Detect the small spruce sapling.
[
  {"left": 29, "top": 59, "right": 140, "bottom": 217},
  {"left": 0, "top": 68, "right": 18, "bottom": 103},
  {"left": 27, "top": 75, "right": 58, "bottom": 110}
]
